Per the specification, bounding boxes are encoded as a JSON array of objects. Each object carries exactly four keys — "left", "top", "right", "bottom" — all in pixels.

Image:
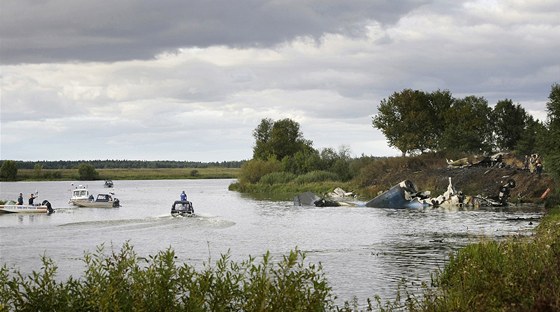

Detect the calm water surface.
[{"left": 0, "top": 179, "right": 543, "bottom": 303}]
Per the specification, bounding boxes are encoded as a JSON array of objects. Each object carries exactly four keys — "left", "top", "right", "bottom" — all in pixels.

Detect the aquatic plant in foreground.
[{"left": 0, "top": 243, "right": 337, "bottom": 311}]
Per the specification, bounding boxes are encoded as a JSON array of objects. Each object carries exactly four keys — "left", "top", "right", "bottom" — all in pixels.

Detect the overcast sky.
[{"left": 1, "top": 0, "right": 559, "bottom": 162}]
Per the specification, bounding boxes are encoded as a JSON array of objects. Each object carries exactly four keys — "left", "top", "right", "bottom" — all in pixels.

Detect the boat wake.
[{"left": 59, "top": 214, "right": 236, "bottom": 230}]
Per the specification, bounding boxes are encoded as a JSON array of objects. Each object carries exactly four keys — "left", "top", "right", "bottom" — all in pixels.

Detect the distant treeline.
[{"left": 4, "top": 160, "right": 245, "bottom": 170}]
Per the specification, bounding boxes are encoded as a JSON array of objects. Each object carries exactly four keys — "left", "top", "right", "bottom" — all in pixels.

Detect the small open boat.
[
  {"left": 0, "top": 200, "right": 54, "bottom": 214},
  {"left": 74, "top": 194, "right": 120, "bottom": 208},
  {"left": 171, "top": 200, "right": 195, "bottom": 217},
  {"left": 104, "top": 180, "right": 114, "bottom": 188}
]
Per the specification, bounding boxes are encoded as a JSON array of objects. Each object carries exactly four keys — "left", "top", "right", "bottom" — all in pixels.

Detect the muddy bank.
[{"left": 366, "top": 165, "right": 553, "bottom": 203}]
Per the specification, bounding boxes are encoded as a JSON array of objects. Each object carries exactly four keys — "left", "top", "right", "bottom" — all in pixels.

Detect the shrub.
[
  {"left": 0, "top": 243, "right": 336, "bottom": 311},
  {"left": 259, "top": 171, "right": 297, "bottom": 185},
  {"left": 238, "top": 158, "right": 282, "bottom": 184},
  {"left": 190, "top": 169, "right": 200, "bottom": 177},
  {"left": 293, "top": 170, "right": 339, "bottom": 184}
]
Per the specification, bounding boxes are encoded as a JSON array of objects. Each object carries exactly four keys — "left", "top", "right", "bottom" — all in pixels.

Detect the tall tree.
[
  {"left": 427, "top": 89, "right": 454, "bottom": 151},
  {"left": 516, "top": 115, "right": 545, "bottom": 157},
  {"left": 493, "top": 99, "right": 528, "bottom": 151},
  {"left": 544, "top": 83, "right": 560, "bottom": 152},
  {"left": 543, "top": 83, "right": 560, "bottom": 180},
  {"left": 252, "top": 118, "right": 313, "bottom": 161},
  {"left": 372, "top": 89, "right": 433, "bottom": 155},
  {"left": 440, "top": 96, "right": 493, "bottom": 153},
  {"left": 252, "top": 118, "right": 274, "bottom": 160}
]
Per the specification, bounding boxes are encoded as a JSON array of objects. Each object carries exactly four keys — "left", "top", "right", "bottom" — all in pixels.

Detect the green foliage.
[
  {"left": 440, "top": 95, "right": 493, "bottom": 153},
  {"left": 252, "top": 118, "right": 313, "bottom": 161},
  {"left": 238, "top": 158, "right": 282, "bottom": 184},
  {"left": 33, "top": 164, "right": 43, "bottom": 178},
  {"left": 516, "top": 115, "right": 546, "bottom": 156},
  {"left": 427, "top": 90, "right": 454, "bottom": 151},
  {"left": 189, "top": 169, "right": 200, "bottom": 177},
  {"left": 11, "top": 159, "right": 245, "bottom": 170},
  {"left": 539, "top": 83, "right": 560, "bottom": 181},
  {"left": 77, "top": 163, "right": 99, "bottom": 180},
  {"left": 544, "top": 154, "right": 560, "bottom": 183},
  {"left": 373, "top": 89, "right": 433, "bottom": 155},
  {"left": 259, "top": 171, "right": 297, "bottom": 185},
  {"left": 0, "top": 160, "right": 18, "bottom": 181},
  {"left": 0, "top": 243, "right": 336, "bottom": 311},
  {"left": 293, "top": 170, "right": 339, "bottom": 184},
  {"left": 281, "top": 147, "right": 321, "bottom": 175},
  {"left": 318, "top": 146, "right": 353, "bottom": 181},
  {"left": 546, "top": 82, "right": 560, "bottom": 131},
  {"left": 493, "top": 99, "right": 529, "bottom": 151},
  {"left": 372, "top": 87, "right": 560, "bottom": 158}
]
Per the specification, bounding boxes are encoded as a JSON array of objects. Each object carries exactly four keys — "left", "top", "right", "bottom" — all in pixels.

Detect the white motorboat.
[
  {"left": 0, "top": 200, "right": 54, "bottom": 214},
  {"left": 74, "top": 193, "right": 120, "bottom": 208},
  {"left": 69, "top": 185, "right": 90, "bottom": 205}
]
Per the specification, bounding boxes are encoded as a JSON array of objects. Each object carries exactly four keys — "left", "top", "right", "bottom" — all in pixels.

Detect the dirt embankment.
[{"left": 370, "top": 164, "right": 554, "bottom": 203}]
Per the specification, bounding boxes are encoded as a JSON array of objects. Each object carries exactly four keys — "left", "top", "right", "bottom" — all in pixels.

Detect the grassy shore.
[
  {"left": 375, "top": 206, "right": 560, "bottom": 311},
  {"left": 15, "top": 167, "right": 240, "bottom": 181}
]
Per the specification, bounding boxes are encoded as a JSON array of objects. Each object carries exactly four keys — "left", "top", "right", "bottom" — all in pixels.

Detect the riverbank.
[
  {"left": 230, "top": 157, "right": 556, "bottom": 205},
  {"left": 383, "top": 206, "right": 560, "bottom": 311},
  {"left": 14, "top": 167, "right": 240, "bottom": 181}
]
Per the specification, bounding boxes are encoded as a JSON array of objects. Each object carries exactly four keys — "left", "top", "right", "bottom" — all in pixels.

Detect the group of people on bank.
[{"left": 524, "top": 154, "right": 543, "bottom": 176}]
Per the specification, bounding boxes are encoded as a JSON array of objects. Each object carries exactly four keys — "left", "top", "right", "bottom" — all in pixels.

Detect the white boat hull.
[
  {"left": 74, "top": 201, "right": 117, "bottom": 208},
  {"left": 0, "top": 204, "right": 49, "bottom": 213}
]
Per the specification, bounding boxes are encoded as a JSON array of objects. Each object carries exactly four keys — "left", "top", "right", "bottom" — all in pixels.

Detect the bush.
[
  {"left": 77, "top": 163, "right": 99, "bottom": 180},
  {"left": 259, "top": 171, "right": 297, "bottom": 185},
  {"left": 293, "top": 170, "right": 339, "bottom": 184},
  {"left": 190, "top": 169, "right": 200, "bottom": 177},
  {"left": 0, "top": 243, "right": 336, "bottom": 311},
  {"left": 238, "top": 158, "right": 282, "bottom": 184}
]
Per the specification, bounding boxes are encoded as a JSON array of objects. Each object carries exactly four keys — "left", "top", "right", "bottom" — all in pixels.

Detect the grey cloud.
[{"left": 1, "top": 0, "right": 432, "bottom": 64}]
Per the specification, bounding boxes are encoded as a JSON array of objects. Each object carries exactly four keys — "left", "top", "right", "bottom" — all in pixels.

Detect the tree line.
[
  {"left": 0, "top": 160, "right": 245, "bottom": 181},
  {"left": 234, "top": 83, "right": 560, "bottom": 188},
  {"left": 373, "top": 83, "right": 560, "bottom": 179},
  {"left": 373, "top": 89, "right": 544, "bottom": 156},
  {"left": 1, "top": 159, "right": 244, "bottom": 170}
]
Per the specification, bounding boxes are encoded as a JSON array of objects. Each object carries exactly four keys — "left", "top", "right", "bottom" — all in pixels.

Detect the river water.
[{"left": 0, "top": 179, "right": 543, "bottom": 304}]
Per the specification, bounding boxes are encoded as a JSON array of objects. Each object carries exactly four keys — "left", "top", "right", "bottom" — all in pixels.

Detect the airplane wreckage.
[
  {"left": 446, "top": 152, "right": 524, "bottom": 169},
  {"left": 294, "top": 178, "right": 516, "bottom": 209}
]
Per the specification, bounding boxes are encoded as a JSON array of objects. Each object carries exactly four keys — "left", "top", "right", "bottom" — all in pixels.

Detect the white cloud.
[{"left": 1, "top": 0, "right": 559, "bottom": 161}]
